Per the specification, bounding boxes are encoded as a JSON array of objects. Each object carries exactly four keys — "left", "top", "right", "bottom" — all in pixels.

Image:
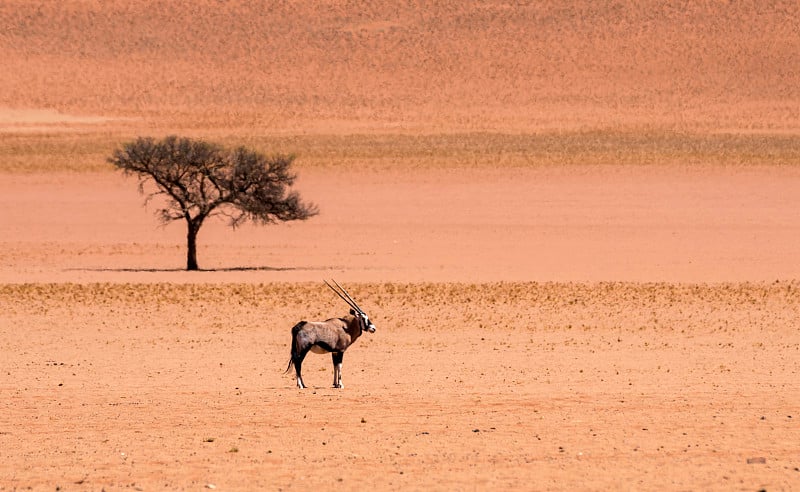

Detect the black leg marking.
[
  {"left": 293, "top": 346, "right": 310, "bottom": 389},
  {"left": 332, "top": 352, "right": 345, "bottom": 388}
]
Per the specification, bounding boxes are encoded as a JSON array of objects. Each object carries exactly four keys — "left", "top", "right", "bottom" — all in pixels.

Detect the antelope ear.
[{"left": 350, "top": 308, "right": 356, "bottom": 315}]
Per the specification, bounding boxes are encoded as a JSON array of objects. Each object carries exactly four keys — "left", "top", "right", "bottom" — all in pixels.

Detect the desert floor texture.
[{"left": 1, "top": 1, "right": 800, "bottom": 491}]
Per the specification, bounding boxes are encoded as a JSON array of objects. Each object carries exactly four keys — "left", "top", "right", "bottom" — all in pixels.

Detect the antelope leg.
[{"left": 332, "top": 352, "right": 344, "bottom": 388}]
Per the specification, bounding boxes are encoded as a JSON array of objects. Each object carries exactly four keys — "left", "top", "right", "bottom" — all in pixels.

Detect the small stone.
[{"left": 746, "top": 457, "right": 766, "bottom": 464}]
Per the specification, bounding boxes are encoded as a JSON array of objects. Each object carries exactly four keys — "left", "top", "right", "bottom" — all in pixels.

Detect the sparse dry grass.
[
  {"left": 4, "top": 130, "right": 800, "bottom": 173},
  {"left": 2, "top": 0, "right": 800, "bottom": 133},
  {"left": 3, "top": 281, "right": 799, "bottom": 334},
  {"left": 0, "top": 132, "right": 119, "bottom": 173},
  {"left": 3, "top": 0, "right": 799, "bottom": 173}
]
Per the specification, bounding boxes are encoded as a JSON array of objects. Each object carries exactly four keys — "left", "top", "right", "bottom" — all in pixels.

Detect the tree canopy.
[{"left": 109, "top": 135, "right": 318, "bottom": 270}]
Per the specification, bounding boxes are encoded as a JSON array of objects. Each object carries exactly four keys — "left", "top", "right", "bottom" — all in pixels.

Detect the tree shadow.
[{"left": 66, "top": 265, "right": 330, "bottom": 273}]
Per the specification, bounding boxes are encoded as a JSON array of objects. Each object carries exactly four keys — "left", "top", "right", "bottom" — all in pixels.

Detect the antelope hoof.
[{"left": 333, "top": 383, "right": 344, "bottom": 389}]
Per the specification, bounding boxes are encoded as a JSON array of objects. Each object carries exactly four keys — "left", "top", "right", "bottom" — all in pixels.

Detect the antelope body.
[{"left": 286, "top": 281, "right": 376, "bottom": 389}]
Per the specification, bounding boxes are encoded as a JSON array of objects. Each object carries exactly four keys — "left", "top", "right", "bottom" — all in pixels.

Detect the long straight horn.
[
  {"left": 331, "top": 279, "right": 364, "bottom": 313},
  {"left": 324, "top": 279, "right": 358, "bottom": 311}
]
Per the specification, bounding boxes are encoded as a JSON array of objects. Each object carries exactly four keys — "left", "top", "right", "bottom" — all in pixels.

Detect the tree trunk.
[{"left": 186, "top": 220, "right": 200, "bottom": 271}]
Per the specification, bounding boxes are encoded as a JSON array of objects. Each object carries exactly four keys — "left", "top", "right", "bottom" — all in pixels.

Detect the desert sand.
[{"left": 1, "top": 1, "right": 799, "bottom": 490}]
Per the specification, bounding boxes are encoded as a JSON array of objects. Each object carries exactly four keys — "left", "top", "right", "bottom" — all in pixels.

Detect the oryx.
[{"left": 285, "top": 280, "right": 376, "bottom": 389}]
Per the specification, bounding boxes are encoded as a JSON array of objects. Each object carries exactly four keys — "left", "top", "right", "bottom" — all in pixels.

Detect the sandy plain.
[{"left": 2, "top": 1, "right": 800, "bottom": 490}]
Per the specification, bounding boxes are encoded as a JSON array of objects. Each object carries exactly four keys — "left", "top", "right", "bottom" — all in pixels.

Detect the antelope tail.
[{"left": 285, "top": 321, "right": 306, "bottom": 373}]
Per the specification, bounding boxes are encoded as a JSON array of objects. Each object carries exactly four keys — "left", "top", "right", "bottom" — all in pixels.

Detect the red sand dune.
[{"left": 2, "top": 0, "right": 799, "bottom": 131}]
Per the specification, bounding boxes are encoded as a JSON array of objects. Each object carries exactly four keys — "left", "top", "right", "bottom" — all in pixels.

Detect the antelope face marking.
[
  {"left": 362, "top": 313, "right": 376, "bottom": 333},
  {"left": 351, "top": 309, "right": 376, "bottom": 333}
]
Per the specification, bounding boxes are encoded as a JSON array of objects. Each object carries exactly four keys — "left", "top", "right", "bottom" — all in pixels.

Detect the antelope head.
[{"left": 325, "top": 280, "right": 376, "bottom": 333}]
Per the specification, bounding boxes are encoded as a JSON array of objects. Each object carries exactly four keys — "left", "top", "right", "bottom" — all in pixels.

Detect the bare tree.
[{"left": 109, "top": 135, "right": 318, "bottom": 270}]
